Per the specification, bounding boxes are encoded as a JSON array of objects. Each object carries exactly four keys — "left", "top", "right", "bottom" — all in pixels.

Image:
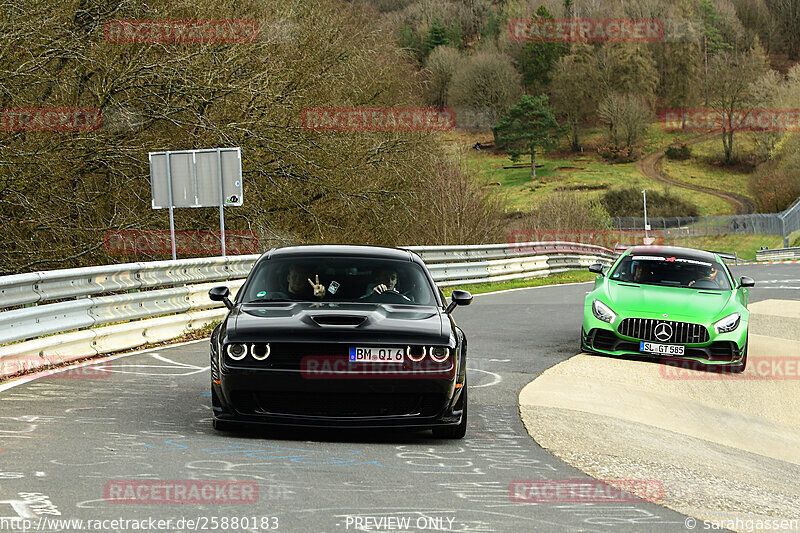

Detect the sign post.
[{"left": 149, "top": 147, "right": 243, "bottom": 259}]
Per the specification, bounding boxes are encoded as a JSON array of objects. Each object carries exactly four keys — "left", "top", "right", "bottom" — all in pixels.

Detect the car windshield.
[
  {"left": 240, "top": 256, "right": 438, "bottom": 306},
  {"left": 609, "top": 254, "right": 731, "bottom": 290}
]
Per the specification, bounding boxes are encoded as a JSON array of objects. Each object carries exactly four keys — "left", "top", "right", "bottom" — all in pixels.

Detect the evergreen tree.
[
  {"left": 423, "top": 18, "right": 450, "bottom": 56},
  {"left": 518, "top": 6, "right": 565, "bottom": 92},
  {"left": 492, "top": 95, "right": 565, "bottom": 179}
]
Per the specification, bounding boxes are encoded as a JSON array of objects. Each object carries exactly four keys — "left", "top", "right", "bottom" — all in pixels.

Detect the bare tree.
[
  {"left": 598, "top": 93, "right": 652, "bottom": 148},
  {"left": 707, "top": 47, "right": 768, "bottom": 164},
  {"left": 447, "top": 49, "right": 522, "bottom": 129},
  {"left": 422, "top": 45, "right": 461, "bottom": 108},
  {"left": 0, "top": 0, "right": 498, "bottom": 273}
]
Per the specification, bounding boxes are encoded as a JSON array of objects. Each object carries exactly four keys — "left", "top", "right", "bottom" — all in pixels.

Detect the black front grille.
[
  {"left": 618, "top": 318, "right": 709, "bottom": 344},
  {"left": 232, "top": 391, "right": 444, "bottom": 418}
]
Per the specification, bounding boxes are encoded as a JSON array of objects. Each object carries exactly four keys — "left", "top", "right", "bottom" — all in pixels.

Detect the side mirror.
[
  {"left": 589, "top": 263, "right": 604, "bottom": 275},
  {"left": 209, "top": 286, "right": 233, "bottom": 310},
  {"left": 445, "top": 290, "right": 473, "bottom": 314},
  {"left": 739, "top": 276, "right": 755, "bottom": 288}
]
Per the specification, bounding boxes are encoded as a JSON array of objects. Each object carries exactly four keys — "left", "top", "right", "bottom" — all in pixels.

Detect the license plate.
[
  {"left": 349, "top": 347, "right": 404, "bottom": 363},
  {"left": 640, "top": 342, "right": 684, "bottom": 356}
]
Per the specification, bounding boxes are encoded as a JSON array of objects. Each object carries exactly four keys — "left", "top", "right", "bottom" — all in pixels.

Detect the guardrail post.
[{"left": 782, "top": 217, "right": 788, "bottom": 248}]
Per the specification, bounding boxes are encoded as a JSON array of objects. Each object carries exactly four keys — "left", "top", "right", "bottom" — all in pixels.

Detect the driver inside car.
[
  {"left": 688, "top": 265, "right": 718, "bottom": 288},
  {"left": 362, "top": 269, "right": 411, "bottom": 301}
]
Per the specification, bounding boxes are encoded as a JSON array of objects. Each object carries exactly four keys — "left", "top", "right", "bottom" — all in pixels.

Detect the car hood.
[
  {"left": 225, "top": 302, "right": 449, "bottom": 344},
  {"left": 603, "top": 281, "right": 736, "bottom": 321}
]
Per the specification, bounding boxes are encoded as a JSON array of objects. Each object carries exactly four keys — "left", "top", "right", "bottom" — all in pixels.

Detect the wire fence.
[{"left": 613, "top": 198, "right": 800, "bottom": 247}]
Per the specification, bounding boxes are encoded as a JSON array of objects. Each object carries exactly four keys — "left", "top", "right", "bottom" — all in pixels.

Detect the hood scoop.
[{"left": 310, "top": 315, "right": 367, "bottom": 327}]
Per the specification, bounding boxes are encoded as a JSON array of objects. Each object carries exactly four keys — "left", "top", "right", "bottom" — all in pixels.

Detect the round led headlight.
[
  {"left": 251, "top": 343, "right": 271, "bottom": 361},
  {"left": 226, "top": 343, "right": 248, "bottom": 360},
  {"left": 429, "top": 346, "right": 450, "bottom": 362},
  {"left": 407, "top": 345, "right": 426, "bottom": 362}
]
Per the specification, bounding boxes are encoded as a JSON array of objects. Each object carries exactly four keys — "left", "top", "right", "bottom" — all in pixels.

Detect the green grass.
[
  {"left": 661, "top": 137, "right": 755, "bottom": 210},
  {"left": 643, "top": 124, "right": 698, "bottom": 153},
  {"left": 441, "top": 270, "right": 596, "bottom": 297},
  {"left": 462, "top": 125, "right": 732, "bottom": 215},
  {"left": 468, "top": 149, "right": 645, "bottom": 211}
]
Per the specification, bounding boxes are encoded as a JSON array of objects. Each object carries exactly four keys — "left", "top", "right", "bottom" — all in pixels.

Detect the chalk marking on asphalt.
[
  {"left": 467, "top": 368, "right": 502, "bottom": 388},
  {"left": 0, "top": 340, "right": 207, "bottom": 393}
]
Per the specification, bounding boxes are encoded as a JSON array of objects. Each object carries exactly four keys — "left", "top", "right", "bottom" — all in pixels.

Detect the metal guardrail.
[
  {"left": 0, "top": 242, "right": 615, "bottom": 377},
  {"left": 755, "top": 247, "right": 800, "bottom": 261},
  {"left": 614, "top": 196, "right": 800, "bottom": 247}
]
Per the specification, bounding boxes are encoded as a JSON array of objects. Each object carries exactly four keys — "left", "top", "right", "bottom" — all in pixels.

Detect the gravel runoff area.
[{"left": 519, "top": 299, "right": 800, "bottom": 533}]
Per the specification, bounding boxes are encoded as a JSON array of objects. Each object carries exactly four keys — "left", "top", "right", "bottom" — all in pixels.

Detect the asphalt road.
[{"left": 0, "top": 263, "right": 788, "bottom": 533}]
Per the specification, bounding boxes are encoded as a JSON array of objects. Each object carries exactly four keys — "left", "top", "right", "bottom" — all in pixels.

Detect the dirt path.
[{"left": 638, "top": 132, "right": 757, "bottom": 215}]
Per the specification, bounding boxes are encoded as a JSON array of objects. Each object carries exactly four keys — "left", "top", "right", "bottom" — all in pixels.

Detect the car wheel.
[{"left": 433, "top": 385, "right": 467, "bottom": 439}]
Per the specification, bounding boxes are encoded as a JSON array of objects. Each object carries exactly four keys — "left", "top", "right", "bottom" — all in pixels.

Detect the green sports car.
[{"left": 581, "top": 246, "right": 754, "bottom": 373}]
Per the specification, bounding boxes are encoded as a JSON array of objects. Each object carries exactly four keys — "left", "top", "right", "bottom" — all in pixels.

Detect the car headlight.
[
  {"left": 429, "top": 346, "right": 450, "bottom": 362},
  {"left": 714, "top": 313, "right": 741, "bottom": 334},
  {"left": 226, "top": 343, "right": 248, "bottom": 360},
  {"left": 250, "top": 343, "right": 271, "bottom": 361},
  {"left": 592, "top": 300, "right": 616, "bottom": 323},
  {"left": 407, "top": 346, "right": 426, "bottom": 362}
]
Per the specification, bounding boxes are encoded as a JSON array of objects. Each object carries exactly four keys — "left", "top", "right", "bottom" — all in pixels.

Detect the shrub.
[
  {"left": 601, "top": 187, "right": 699, "bottom": 218},
  {"left": 513, "top": 190, "right": 612, "bottom": 231},
  {"left": 598, "top": 144, "right": 642, "bottom": 163},
  {"left": 665, "top": 144, "right": 692, "bottom": 160},
  {"left": 747, "top": 169, "right": 800, "bottom": 213}
]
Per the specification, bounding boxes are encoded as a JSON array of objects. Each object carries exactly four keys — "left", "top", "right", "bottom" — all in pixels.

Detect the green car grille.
[{"left": 618, "top": 318, "right": 709, "bottom": 344}]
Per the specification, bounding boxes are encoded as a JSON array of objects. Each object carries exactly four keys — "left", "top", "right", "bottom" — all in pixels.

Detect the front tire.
[{"left": 433, "top": 385, "right": 467, "bottom": 439}]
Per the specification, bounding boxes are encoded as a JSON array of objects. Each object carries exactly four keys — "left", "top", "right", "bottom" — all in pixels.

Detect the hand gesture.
[{"left": 308, "top": 274, "right": 326, "bottom": 298}]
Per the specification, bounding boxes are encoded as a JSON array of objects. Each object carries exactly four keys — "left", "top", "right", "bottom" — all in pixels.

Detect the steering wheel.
[{"left": 363, "top": 289, "right": 411, "bottom": 304}]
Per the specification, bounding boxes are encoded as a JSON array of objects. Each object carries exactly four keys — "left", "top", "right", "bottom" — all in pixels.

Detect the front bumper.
[
  {"left": 582, "top": 327, "right": 746, "bottom": 366},
  {"left": 212, "top": 367, "right": 465, "bottom": 429}
]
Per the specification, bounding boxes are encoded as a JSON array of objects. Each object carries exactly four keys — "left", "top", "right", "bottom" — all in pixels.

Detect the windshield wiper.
[{"left": 247, "top": 298, "right": 295, "bottom": 303}]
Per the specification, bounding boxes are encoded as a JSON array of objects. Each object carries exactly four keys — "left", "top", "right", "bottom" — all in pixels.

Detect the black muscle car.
[{"left": 208, "top": 245, "right": 473, "bottom": 438}]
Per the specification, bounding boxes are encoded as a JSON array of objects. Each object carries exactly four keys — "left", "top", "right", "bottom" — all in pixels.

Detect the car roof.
[
  {"left": 264, "top": 244, "right": 415, "bottom": 262},
  {"left": 625, "top": 245, "right": 719, "bottom": 263}
]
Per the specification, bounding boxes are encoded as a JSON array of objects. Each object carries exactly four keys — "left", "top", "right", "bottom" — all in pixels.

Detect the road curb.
[{"left": 517, "top": 308, "right": 800, "bottom": 532}]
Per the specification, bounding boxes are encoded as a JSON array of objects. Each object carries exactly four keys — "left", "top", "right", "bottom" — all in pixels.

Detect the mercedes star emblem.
[{"left": 654, "top": 322, "right": 673, "bottom": 342}]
